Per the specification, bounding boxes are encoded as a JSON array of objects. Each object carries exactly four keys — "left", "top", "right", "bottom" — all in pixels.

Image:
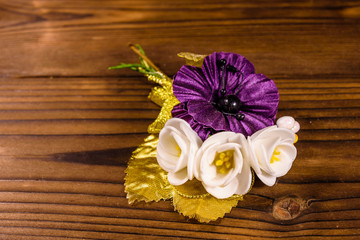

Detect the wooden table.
[{"left": 0, "top": 0, "right": 359, "bottom": 239}]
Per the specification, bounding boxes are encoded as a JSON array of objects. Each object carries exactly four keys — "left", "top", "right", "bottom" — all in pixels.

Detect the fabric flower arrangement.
[{"left": 110, "top": 44, "right": 300, "bottom": 222}]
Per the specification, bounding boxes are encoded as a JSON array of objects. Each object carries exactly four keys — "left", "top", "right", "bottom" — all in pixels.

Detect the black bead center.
[
  {"left": 217, "top": 95, "right": 242, "bottom": 114},
  {"left": 215, "top": 58, "right": 245, "bottom": 121}
]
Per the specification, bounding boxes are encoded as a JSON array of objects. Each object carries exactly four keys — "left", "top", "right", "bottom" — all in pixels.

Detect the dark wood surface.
[{"left": 0, "top": 0, "right": 359, "bottom": 239}]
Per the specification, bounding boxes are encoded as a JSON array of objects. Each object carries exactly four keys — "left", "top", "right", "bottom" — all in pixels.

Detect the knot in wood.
[{"left": 272, "top": 196, "right": 307, "bottom": 220}]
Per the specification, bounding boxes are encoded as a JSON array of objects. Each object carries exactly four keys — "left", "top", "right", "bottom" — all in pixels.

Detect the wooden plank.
[{"left": 0, "top": 1, "right": 359, "bottom": 77}]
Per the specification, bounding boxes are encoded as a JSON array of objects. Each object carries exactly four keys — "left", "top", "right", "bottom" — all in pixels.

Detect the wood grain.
[{"left": 0, "top": 0, "right": 359, "bottom": 239}]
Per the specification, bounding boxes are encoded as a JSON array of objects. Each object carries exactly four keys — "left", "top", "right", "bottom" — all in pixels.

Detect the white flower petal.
[
  {"left": 258, "top": 143, "right": 275, "bottom": 174},
  {"left": 254, "top": 128, "right": 295, "bottom": 145},
  {"left": 234, "top": 160, "right": 253, "bottom": 195},
  {"left": 276, "top": 116, "right": 300, "bottom": 133},
  {"left": 247, "top": 137, "right": 261, "bottom": 174},
  {"left": 203, "top": 178, "right": 239, "bottom": 199},
  {"left": 203, "top": 132, "right": 237, "bottom": 148},
  {"left": 175, "top": 118, "right": 203, "bottom": 179},
  {"left": 270, "top": 143, "right": 297, "bottom": 177},
  {"left": 271, "top": 159, "right": 293, "bottom": 178},
  {"left": 158, "top": 126, "right": 182, "bottom": 156},
  {"left": 276, "top": 116, "right": 295, "bottom": 129},
  {"left": 223, "top": 147, "right": 243, "bottom": 185},
  {"left": 250, "top": 126, "right": 276, "bottom": 140},
  {"left": 179, "top": 120, "right": 202, "bottom": 145},
  {"left": 193, "top": 146, "right": 205, "bottom": 180},
  {"left": 279, "top": 143, "right": 297, "bottom": 161},
  {"left": 172, "top": 133, "right": 189, "bottom": 172},
  {"left": 168, "top": 168, "right": 188, "bottom": 186},
  {"left": 292, "top": 121, "right": 300, "bottom": 133},
  {"left": 165, "top": 117, "right": 186, "bottom": 130},
  {"left": 199, "top": 146, "right": 218, "bottom": 185},
  {"left": 156, "top": 145, "right": 180, "bottom": 171},
  {"left": 257, "top": 171, "right": 277, "bottom": 186},
  {"left": 157, "top": 118, "right": 202, "bottom": 184}
]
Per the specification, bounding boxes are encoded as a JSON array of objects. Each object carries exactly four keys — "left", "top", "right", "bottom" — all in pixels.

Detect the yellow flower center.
[
  {"left": 214, "top": 150, "right": 234, "bottom": 174},
  {"left": 294, "top": 134, "right": 298, "bottom": 143},
  {"left": 175, "top": 144, "right": 181, "bottom": 157},
  {"left": 270, "top": 147, "right": 281, "bottom": 164}
]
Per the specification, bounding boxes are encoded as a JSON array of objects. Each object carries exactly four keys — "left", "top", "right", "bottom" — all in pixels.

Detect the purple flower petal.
[
  {"left": 226, "top": 115, "right": 254, "bottom": 136},
  {"left": 172, "top": 103, "right": 213, "bottom": 140},
  {"left": 186, "top": 100, "right": 233, "bottom": 131},
  {"left": 173, "top": 65, "right": 211, "bottom": 102},
  {"left": 202, "top": 52, "right": 255, "bottom": 98},
  {"left": 237, "top": 73, "right": 279, "bottom": 122}
]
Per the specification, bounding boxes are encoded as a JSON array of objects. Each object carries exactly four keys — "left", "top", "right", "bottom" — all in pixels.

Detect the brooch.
[{"left": 110, "top": 44, "right": 300, "bottom": 222}]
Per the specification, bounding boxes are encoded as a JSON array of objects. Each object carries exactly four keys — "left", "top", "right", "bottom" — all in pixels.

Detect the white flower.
[
  {"left": 247, "top": 126, "right": 297, "bottom": 186},
  {"left": 194, "top": 132, "right": 253, "bottom": 199},
  {"left": 157, "top": 118, "right": 202, "bottom": 185},
  {"left": 276, "top": 116, "right": 300, "bottom": 133}
]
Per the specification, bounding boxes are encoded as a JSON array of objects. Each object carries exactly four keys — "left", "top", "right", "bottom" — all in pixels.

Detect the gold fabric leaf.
[
  {"left": 173, "top": 189, "right": 241, "bottom": 223},
  {"left": 147, "top": 73, "right": 173, "bottom": 88},
  {"left": 146, "top": 74, "right": 180, "bottom": 134},
  {"left": 125, "top": 135, "right": 173, "bottom": 203},
  {"left": 148, "top": 93, "right": 179, "bottom": 134},
  {"left": 177, "top": 52, "right": 207, "bottom": 68},
  {"left": 148, "top": 86, "right": 168, "bottom": 107},
  {"left": 174, "top": 179, "right": 208, "bottom": 197}
]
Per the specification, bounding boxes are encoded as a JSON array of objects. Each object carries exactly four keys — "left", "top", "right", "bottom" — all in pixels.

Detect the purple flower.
[{"left": 171, "top": 52, "right": 279, "bottom": 141}]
